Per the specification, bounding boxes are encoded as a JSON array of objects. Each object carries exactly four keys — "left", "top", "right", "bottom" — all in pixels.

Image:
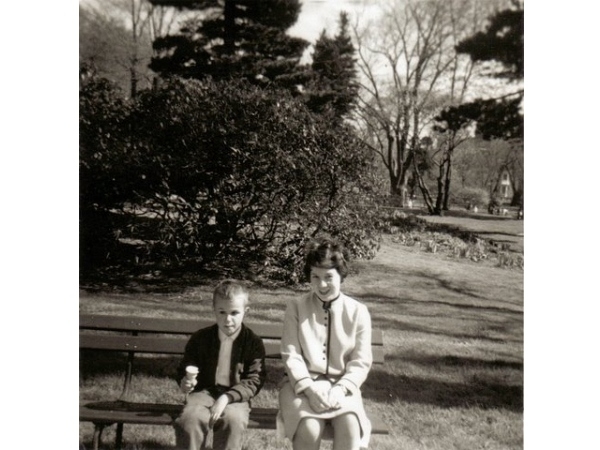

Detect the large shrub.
[
  {"left": 79, "top": 73, "right": 136, "bottom": 271},
  {"left": 449, "top": 186, "right": 490, "bottom": 210},
  {"left": 80, "top": 76, "right": 380, "bottom": 283}
]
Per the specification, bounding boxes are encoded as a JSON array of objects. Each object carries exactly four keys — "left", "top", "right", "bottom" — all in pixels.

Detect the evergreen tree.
[
  {"left": 451, "top": 0, "right": 524, "bottom": 140},
  {"left": 305, "top": 11, "right": 359, "bottom": 119},
  {"left": 456, "top": 1, "right": 523, "bottom": 81},
  {"left": 149, "top": 0, "right": 310, "bottom": 91}
]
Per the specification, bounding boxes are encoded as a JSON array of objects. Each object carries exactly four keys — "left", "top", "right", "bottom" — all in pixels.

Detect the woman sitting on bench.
[{"left": 278, "top": 237, "right": 373, "bottom": 450}]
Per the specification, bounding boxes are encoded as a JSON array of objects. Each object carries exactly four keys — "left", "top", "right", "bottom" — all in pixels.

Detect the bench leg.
[
  {"left": 116, "top": 423, "right": 124, "bottom": 450},
  {"left": 92, "top": 423, "right": 104, "bottom": 450}
]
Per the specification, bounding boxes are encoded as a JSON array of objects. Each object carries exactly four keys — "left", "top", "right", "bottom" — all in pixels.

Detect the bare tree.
[
  {"left": 350, "top": 0, "right": 507, "bottom": 210},
  {"left": 80, "top": 0, "right": 181, "bottom": 98}
]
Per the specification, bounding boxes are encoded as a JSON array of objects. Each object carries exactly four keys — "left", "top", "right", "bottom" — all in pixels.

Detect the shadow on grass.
[
  {"left": 391, "top": 353, "right": 523, "bottom": 370},
  {"left": 353, "top": 259, "right": 522, "bottom": 306},
  {"left": 371, "top": 316, "right": 522, "bottom": 344},
  {"left": 364, "top": 367, "right": 523, "bottom": 412},
  {"left": 358, "top": 291, "right": 523, "bottom": 316}
]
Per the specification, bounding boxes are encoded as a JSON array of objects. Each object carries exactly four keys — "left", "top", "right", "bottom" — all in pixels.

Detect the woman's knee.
[
  {"left": 294, "top": 418, "right": 324, "bottom": 446},
  {"left": 332, "top": 413, "right": 361, "bottom": 449}
]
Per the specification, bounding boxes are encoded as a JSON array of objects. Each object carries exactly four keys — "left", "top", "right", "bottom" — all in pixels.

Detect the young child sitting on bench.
[{"left": 175, "top": 280, "right": 267, "bottom": 450}]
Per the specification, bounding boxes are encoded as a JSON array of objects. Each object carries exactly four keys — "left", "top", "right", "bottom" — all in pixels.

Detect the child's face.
[
  {"left": 213, "top": 293, "right": 248, "bottom": 336},
  {"left": 310, "top": 266, "right": 341, "bottom": 302}
]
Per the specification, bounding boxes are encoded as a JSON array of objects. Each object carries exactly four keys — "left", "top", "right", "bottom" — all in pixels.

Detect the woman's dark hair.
[{"left": 303, "top": 238, "right": 349, "bottom": 282}]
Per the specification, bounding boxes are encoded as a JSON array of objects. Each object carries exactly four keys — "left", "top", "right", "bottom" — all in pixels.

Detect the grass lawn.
[
  {"left": 416, "top": 210, "right": 524, "bottom": 254},
  {"left": 80, "top": 216, "right": 523, "bottom": 450}
]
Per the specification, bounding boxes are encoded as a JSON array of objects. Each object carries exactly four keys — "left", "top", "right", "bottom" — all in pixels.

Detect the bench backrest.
[{"left": 80, "top": 314, "right": 385, "bottom": 364}]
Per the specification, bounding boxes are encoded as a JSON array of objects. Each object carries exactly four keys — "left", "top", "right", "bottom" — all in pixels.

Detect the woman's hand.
[
  {"left": 304, "top": 384, "right": 331, "bottom": 413},
  {"left": 327, "top": 385, "right": 347, "bottom": 409}
]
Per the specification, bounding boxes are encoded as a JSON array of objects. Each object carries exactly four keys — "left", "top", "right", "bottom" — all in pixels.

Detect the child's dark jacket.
[{"left": 176, "top": 323, "right": 266, "bottom": 403}]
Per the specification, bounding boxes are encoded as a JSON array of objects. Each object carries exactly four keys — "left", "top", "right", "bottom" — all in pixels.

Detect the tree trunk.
[
  {"left": 130, "top": 67, "right": 138, "bottom": 99},
  {"left": 400, "top": 185, "right": 408, "bottom": 206},
  {"left": 388, "top": 164, "right": 400, "bottom": 195},
  {"left": 390, "top": 145, "right": 414, "bottom": 207},
  {"left": 389, "top": 162, "right": 409, "bottom": 206},
  {"left": 435, "top": 159, "right": 445, "bottom": 214},
  {"left": 442, "top": 155, "right": 452, "bottom": 210},
  {"left": 413, "top": 157, "right": 437, "bottom": 214}
]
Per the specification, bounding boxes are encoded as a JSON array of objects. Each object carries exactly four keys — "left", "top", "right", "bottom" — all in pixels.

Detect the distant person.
[
  {"left": 278, "top": 238, "right": 373, "bottom": 450},
  {"left": 175, "top": 280, "right": 267, "bottom": 450}
]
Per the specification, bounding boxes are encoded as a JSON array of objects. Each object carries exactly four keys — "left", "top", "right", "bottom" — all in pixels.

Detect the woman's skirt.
[{"left": 277, "top": 378, "right": 372, "bottom": 448}]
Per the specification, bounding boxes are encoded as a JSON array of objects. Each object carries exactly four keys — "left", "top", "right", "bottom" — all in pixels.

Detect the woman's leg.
[
  {"left": 293, "top": 417, "right": 325, "bottom": 450},
  {"left": 331, "top": 413, "right": 361, "bottom": 450}
]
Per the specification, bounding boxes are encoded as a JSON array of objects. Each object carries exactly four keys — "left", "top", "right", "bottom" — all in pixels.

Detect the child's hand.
[
  {"left": 327, "top": 385, "right": 346, "bottom": 410},
  {"left": 304, "top": 385, "right": 330, "bottom": 413},
  {"left": 180, "top": 377, "right": 197, "bottom": 394},
  {"left": 209, "top": 394, "right": 230, "bottom": 427}
]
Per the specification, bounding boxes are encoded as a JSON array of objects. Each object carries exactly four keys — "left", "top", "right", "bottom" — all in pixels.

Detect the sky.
[
  {"left": 287, "top": 0, "right": 383, "bottom": 64},
  {"left": 288, "top": 0, "right": 381, "bottom": 42},
  {"left": 79, "top": 0, "right": 381, "bottom": 55}
]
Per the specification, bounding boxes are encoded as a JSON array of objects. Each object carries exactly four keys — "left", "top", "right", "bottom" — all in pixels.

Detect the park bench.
[{"left": 80, "top": 313, "right": 389, "bottom": 450}]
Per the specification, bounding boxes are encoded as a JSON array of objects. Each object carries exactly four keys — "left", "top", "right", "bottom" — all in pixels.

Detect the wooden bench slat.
[
  {"left": 80, "top": 402, "right": 389, "bottom": 435},
  {"left": 79, "top": 315, "right": 286, "bottom": 340},
  {"left": 80, "top": 332, "right": 384, "bottom": 363},
  {"left": 80, "top": 402, "right": 180, "bottom": 425},
  {"left": 80, "top": 315, "right": 283, "bottom": 339},
  {"left": 80, "top": 314, "right": 384, "bottom": 345},
  {"left": 80, "top": 314, "right": 207, "bottom": 334},
  {"left": 80, "top": 334, "right": 188, "bottom": 354}
]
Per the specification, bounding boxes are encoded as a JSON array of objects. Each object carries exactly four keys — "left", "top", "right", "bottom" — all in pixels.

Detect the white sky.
[
  {"left": 288, "top": 0, "right": 381, "bottom": 42},
  {"left": 80, "top": 0, "right": 381, "bottom": 42}
]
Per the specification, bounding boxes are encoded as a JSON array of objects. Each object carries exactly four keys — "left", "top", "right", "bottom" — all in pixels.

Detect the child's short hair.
[
  {"left": 213, "top": 280, "right": 249, "bottom": 307},
  {"left": 303, "top": 238, "right": 349, "bottom": 282}
]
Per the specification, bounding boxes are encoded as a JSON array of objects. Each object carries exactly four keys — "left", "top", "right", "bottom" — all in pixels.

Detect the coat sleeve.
[
  {"left": 336, "top": 303, "right": 372, "bottom": 394},
  {"left": 280, "top": 297, "right": 314, "bottom": 395}
]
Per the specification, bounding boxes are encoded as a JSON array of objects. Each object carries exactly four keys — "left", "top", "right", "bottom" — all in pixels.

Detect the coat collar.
[{"left": 312, "top": 292, "right": 343, "bottom": 311}]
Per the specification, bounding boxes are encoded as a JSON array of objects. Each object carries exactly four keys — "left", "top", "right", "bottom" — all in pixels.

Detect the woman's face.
[{"left": 310, "top": 266, "right": 341, "bottom": 302}]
